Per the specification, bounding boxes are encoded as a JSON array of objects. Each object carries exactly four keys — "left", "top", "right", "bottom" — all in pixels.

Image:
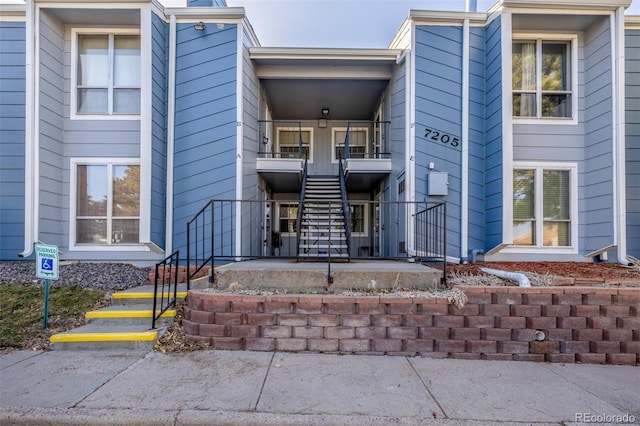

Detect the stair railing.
[
  {"left": 152, "top": 250, "right": 179, "bottom": 329},
  {"left": 295, "top": 157, "right": 308, "bottom": 259},
  {"left": 338, "top": 151, "right": 351, "bottom": 260}
]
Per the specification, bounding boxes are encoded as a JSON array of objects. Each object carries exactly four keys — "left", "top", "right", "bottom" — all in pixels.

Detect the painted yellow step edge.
[
  {"left": 112, "top": 291, "right": 188, "bottom": 299},
  {"left": 50, "top": 331, "right": 158, "bottom": 343},
  {"left": 85, "top": 309, "right": 176, "bottom": 319}
]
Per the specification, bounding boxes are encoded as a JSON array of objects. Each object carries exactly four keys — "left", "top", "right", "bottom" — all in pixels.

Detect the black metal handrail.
[
  {"left": 186, "top": 199, "right": 215, "bottom": 290},
  {"left": 414, "top": 202, "right": 447, "bottom": 286},
  {"left": 338, "top": 152, "right": 351, "bottom": 259},
  {"left": 152, "top": 250, "right": 179, "bottom": 329},
  {"left": 295, "top": 158, "right": 308, "bottom": 258}
]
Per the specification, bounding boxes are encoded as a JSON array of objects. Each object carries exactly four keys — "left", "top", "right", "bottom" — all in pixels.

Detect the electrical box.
[{"left": 428, "top": 171, "right": 448, "bottom": 196}]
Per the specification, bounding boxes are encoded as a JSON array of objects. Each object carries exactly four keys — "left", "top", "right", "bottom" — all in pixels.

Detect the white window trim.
[
  {"left": 276, "top": 127, "right": 314, "bottom": 163},
  {"left": 503, "top": 161, "right": 578, "bottom": 255},
  {"left": 276, "top": 202, "right": 299, "bottom": 236},
  {"left": 331, "top": 127, "right": 369, "bottom": 163},
  {"left": 348, "top": 202, "right": 369, "bottom": 237},
  {"left": 70, "top": 27, "right": 141, "bottom": 121},
  {"left": 69, "top": 157, "right": 149, "bottom": 251},
  {"left": 512, "top": 33, "right": 578, "bottom": 125}
]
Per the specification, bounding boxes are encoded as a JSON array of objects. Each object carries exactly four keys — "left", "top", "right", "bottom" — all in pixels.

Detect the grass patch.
[{"left": 0, "top": 284, "right": 105, "bottom": 349}]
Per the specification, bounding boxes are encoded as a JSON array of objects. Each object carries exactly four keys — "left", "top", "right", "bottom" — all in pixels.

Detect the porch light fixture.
[
  {"left": 262, "top": 134, "right": 269, "bottom": 145},
  {"left": 321, "top": 108, "right": 329, "bottom": 116},
  {"left": 194, "top": 21, "right": 206, "bottom": 31}
]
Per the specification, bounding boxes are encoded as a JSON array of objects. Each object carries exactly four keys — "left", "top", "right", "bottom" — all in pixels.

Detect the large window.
[
  {"left": 278, "top": 128, "right": 312, "bottom": 161},
  {"left": 349, "top": 203, "right": 367, "bottom": 235},
  {"left": 333, "top": 128, "right": 368, "bottom": 161},
  {"left": 278, "top": 203, "right": 298, "bottom": 234},
  {"left": 74, "top": 31, "right": 140, "bottom": 116},
  {"left": 72, "top": 160, "right": 140, "bottom": 246},
  {"left": 513, "top": 164, "right": 576, "bottom": 248},
  {"left": 512, "top": 38, "right": 573, "bottom": 119}
]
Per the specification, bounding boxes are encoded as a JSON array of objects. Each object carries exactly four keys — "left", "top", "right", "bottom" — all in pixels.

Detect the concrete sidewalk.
[{"left": 1, "top": 349, "right": 638, "bottom": 425}]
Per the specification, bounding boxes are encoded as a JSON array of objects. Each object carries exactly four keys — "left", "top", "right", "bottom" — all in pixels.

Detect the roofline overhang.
[
  {"left": 500, "top": 0, "right": 632, "bottom": 11},
  {"left": 249, "top": 47, "right": 402, "bottom": 62},
  {"left": 407, "top": 10, "right": 488, "bottom": 24},
  {"left": 626, "top": 15, "right": 640, "bottom": 28},
  {"left": 0, "top": 3, "right": 25, "bottom": 17},
  {"left": 163, "top": 6, "right": 246, "bottom": 21}
]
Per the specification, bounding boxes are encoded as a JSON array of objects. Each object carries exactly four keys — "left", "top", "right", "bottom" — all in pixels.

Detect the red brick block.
[
  {"left": 601, "top": 305, "right": 630, "bottom": 318},
  {"left": 465, "top": 316, "right": 496, "bottom": 328},
  {"left": 614, "top": 293, "right": 640, "bottom": 306},
  {"left": 618, "top": 317, "right": 640, "bottom": 329},
  {"left": 185, "top": 334, "right": 211, "bottom": 345},
  {"left": 189, "top": 309, "right": 215, "bottom": 324},
  {"left": 482, "top": 353, "right": 514, "bottom": 361},
  {"left": 325, "top": 326, "right": 355, "bottom": 339},
  {"left": 571, "top": 305, "right": 600, "bottom": 317},
  {"left": 296, "top": 300, "right": 324, "bottom": 314},
  {"left": 278, "top": 314, "right": 308, "bottom": 326},
  {"left": 448, "top": 303, "right": 480, "bottom": 316},
  {"left": 436, "top": 340, "right": 466, "bottom": 353},
  {"left": 526, "top": 317, "right": 557, "bottom": 329},
  {"left": 263, "top": 301, "right": 294, "bottom": 314},
  {"left": 450, "top": 353, "right": 482, "bottom": 360},
  {"left": 482, "top": 328, "right": 512, "bottom": 341},
  {"left": 385, "top": 301, "right": 417, "bottom": 315},
  {"left": 355, "top": 326, "right": 387, "bottom": 339},
  {"left": 245, "top": 338, "right": 275, "bottom": 351},
  {"left": 585, "top": 294, "right": 612, "bottom": 305},
  {"left": 576, "top": 353, "right": 606, "bottom": 364},
  {"left": 187, "top": 296, "right": 202, "bottom": 310},
  {"left": 183, "top": 307, "right": 192, "bottom": 321},
  {"left": 182, "top": 319, "right": 200, "bottom": 335},
  {"left": 325, "top": 302, "right": 356, "bottom": 315},
  {"left": 523, "top": 294, "right": 553, "bottom": 305},
  {"left": 465, "top": 292, "right": 492, "bottom": 304},
  {"left": 546, "top": 353, "right": 576, "bottom": 363},
  {"left": 467, "top": 340, "right": 497, "bottom": 353},
  {"left": 546, "top": 329, "right": 573, "bottom": 341},
  {"left": 405, "top": 339, "right": 434, "bottom": 352},
  {"left": 419, "top": 327, "right": 449, "bottom": 340},
  {"left": 560, "top": 341, "right": 590, "bottom": 354},
  {"left": 262, "top": 325, "right": 291, "bottom": 338},
  {"left": 247, "top": 313, "right": 276, "bottom": 326},
  {"left": 374, "top": 339, "right": 403, "bottom": 352},
  {"left": 603, "top": 329, "right": 633, "bottom": 342},
  {"left": 496, "top": 316, "right": 526, "bottom": 329},
  {"left": 433, "top": 315, "right": 465, "bottom": 328},
  {"left": 572, "top": 329, "right": 603, "bottom": 341},
  {"left": 308, "top": 338, "right": 339, "bottom": 352},
  {"left": 557, "top": 316, "right": 586, "bottom": 329},
  {"left": 371, "top": 315, "right": 402, "bottom": 327},
  {"left": 511, "top": 305, "right": 541, "bottom": 317},
  {"left": 276, "top": 338, "right": 307, "bottom": 351},
  {"left": 402, "top": 314, "right": 432, "bottom": 327},
  {"left": 541, "top": 305, "right": 571, "bottom": 317},
  {"left": 607, "top": 353, "right": 637, "bottom": 365},
  {"left": 230, "top": 301, "right": 262, "bottom": 313},
  {"left": 308, "top": 314, "right": 339, "bottom": 327},
  {"left": 420, "top": 304, "right": 449, "bottom": 315},
  {"left": 202, "top": 299, "right": 231, "bottom": 313},
  {"left": 495, "top": 293, "right": 522, "bottom": 305},
  {"left": 341, "top": 314, "right": 371, "bottom": 327},
  {"left": 552, "top": 293, "right": 583, "bottom": 306},
  {"left": 387, "top": 326, "right": 418, "bottom": 340},
  {"left": 482, "top": 304, "right": 510, "bottom": 316},
  {"left": 529, "top": 341, "right": 560, "bottom": 354},
  {"left": 212, "top": 337, "right": 243, "bottom": 350},
  {"left": 589, "top": 341, "right": 621, "bottom": 353},
  {"left": 229, "top": 325, "right": 259, "bottom": 338},
  {"left": 450, "top": 328, "right": 481, "bottom": 341},
  {"left": 587, "top": 317, "right": 617, "bottom": 329},
  {"left": 356, "top": 303, "right": 386, "bottom": 315},
  {"left": 339, "top": 339, "right": 371, "bottom": 352},
  {"left": 512, "top": 354, "right": 545, "bottom": 362},
  {"left": 241, "top": 295, "right": 267, "bottom": 303},
  {"left": 293, "top": 326, "right": 323, "bottom": 339},
  {"left": 511, "top": 329, "right": 537, "bottom": 342},
  {"left": 215, "top": 312, "right": 244, "bottom": 325}
]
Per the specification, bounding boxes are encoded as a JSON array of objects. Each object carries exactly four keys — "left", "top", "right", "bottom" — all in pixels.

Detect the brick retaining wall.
[{"left": 183, "top": 286, "right": 639, "bottom": 365}]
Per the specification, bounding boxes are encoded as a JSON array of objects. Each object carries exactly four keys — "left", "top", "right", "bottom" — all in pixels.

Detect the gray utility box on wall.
[{"left": 428, "top": 171, "right": 448, "bottom": 196}]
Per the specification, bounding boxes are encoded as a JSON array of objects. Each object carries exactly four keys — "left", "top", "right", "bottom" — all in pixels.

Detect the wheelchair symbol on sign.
[{"left": 41, "top": 258, "right": 53, "bottom": 270}]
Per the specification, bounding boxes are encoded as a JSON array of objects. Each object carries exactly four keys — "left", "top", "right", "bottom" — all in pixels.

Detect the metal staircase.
[{"left": 297, "top": 176, "right": 350, "bottom": 261}]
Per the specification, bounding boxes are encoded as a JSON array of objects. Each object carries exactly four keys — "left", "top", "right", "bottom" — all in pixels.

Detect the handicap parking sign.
[{"left": 35, "top": 243, "right": 59, "bottom": 280}]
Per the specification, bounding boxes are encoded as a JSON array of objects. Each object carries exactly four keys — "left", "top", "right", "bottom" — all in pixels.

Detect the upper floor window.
[
  {"left": 74, "top": 31, "right": 140, "bottom": 117},
  {"left": 333, "top": 127, "right": 368, "bottom": 162},
  {"left": 512, "top": 38, "right": 573, "bottom": 119},
  {"left": 277, "top": 128, "right": 313, "bottom": 161}
]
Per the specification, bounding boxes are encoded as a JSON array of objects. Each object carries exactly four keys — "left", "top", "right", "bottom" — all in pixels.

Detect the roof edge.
[
  {"left": 0, "top": 3, "right": 26, "bottom": 16},
  {"left": 249, "top": 47, "right": 402, "bottom": 61},
  {"left": 163, "top": 6, "right": 245, "bottom": 20},
  {"left": 501, "top": 0, "right": 632, "bottom": 11}
]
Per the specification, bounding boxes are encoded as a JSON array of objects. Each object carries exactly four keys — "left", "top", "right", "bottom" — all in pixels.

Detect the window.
[
  {"left": 512, "top": 38, "right": 573, "bottom": 119},
  {"left": 278, "top": 203, "right": 298, "bottom": 234},
  {"left": 349, "top": 203, "right": 367, "bottom": 235},
  {"left": 333, "top": 127, "right": 368, "bottom": 161},
  {"left": 278, "top": 128, "right": 312, "bottom": 161},
  {"left": 513, "top": 165, "right": 576, "bottom": 248},
  {"left": 72, "top": 160, "right": 140, "bottom": 246},
  {"left": 74, "top": 31, "right": 140, "bottom": 116}
]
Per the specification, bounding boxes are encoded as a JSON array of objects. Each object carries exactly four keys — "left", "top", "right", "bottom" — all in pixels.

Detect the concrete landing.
[{"left": 210, "top": 259, "right": 444, "bottom": 291}]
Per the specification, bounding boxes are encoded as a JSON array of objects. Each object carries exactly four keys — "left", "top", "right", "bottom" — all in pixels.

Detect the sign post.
[{"left": 35, "top": 243, "right": 59, "bottom": 328}]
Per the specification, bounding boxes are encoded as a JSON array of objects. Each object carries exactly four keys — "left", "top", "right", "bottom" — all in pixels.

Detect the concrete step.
[
  {"left": 50, "top": 324, "right": 162, "bottom": 350},
  {"left": 299, "top": 244, "right": 348, "bottom": 249},
  {"left": 111, "top": 284, "right": 188, "bottom": 305},
  {"left": 84, "top": 304, "right": 176, "bottom": 326}
]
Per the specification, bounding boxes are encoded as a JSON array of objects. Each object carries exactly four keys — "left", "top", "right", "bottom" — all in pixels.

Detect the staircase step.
[
  {"left": 298, "top": 252, "right": 350, "bottom": 258},
  {"left": 299, "top": 244, "right": 348, "bottom": 249},
  {"left": 111, "top": 284, "right": 188, "bottom": 305},
  {"left": 85, "top": 304, "right": 176, "bottom": 326},
  {"left": 50, "top": 324, "right": 161, "bottom": 350}
]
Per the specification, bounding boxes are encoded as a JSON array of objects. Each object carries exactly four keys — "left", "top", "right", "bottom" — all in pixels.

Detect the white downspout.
[
  {"left": 480, "top": 267, "right": 531, "bottom": 287},
  {"left": 406, "top": 24, "right": 416, "bottom": 256},
  {"left": 235, "top": 24, "right": 243, "bottom": 258},
  {"left": 165, "top": 14, "right": 176, "bottom": 255},
  {"left": 461, "top": 19, "right": 470, "bottom": 261}
]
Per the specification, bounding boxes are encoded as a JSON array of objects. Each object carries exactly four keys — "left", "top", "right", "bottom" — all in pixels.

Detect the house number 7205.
[{"left": 424, "top": 128, "right": 460, "bottom": 147}]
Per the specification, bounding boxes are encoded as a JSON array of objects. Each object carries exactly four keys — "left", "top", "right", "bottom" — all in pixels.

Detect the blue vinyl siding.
[
  {"left": 414, "top": 25, "right": 463, "bottom": 258},
  {"left": 483, "top": 16, "right": 503, "bottom": 250},
  {"left": 583, "top": 18, "right": 615, "bottom": 254},
  {"left": 172, "top": 22, "right": 238, "bottom": 255},
  {"left": 0, "top": 21, "right": 25, "bottom": 260},
  {"left": 468, "top": 26, "right": 486, "bottom": 254},
  {"left": 151, "top": 13, "right": 168, "bottom": 249},
  {"left": 626, "top": 28, "right": 640, "bottom": 258}
]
